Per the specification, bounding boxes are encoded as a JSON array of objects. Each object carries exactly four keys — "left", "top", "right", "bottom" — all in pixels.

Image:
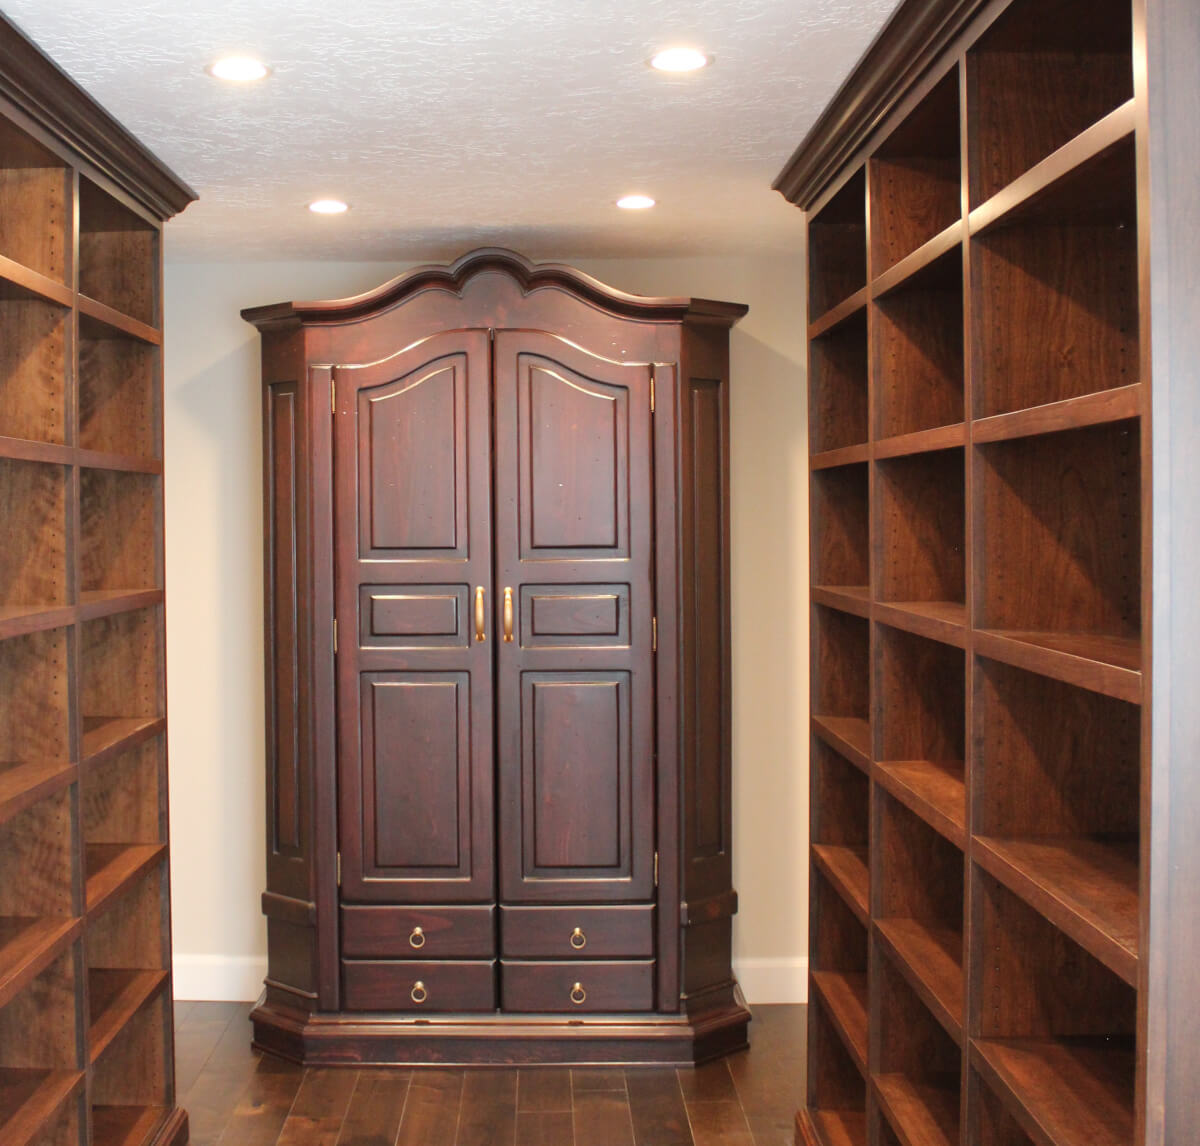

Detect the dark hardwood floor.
[{"left": 174, "top": 1002, "right": 805, "bottom": 1146}]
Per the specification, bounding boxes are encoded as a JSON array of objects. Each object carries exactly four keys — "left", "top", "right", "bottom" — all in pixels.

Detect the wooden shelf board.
[
  {"left": 973, "top": 385, "right": 1142, "bottom": 445},
  {"left": 77, "top": 449, "right": 162, "bottom": 476},
  {"left": 0, "top": 916, "right": 80, "bottom": 1012},
  {"left": 0, "top": 253, "right": 73, "bottom": 309},
  {"left": 971, "top": 1037, "right": 1134, "bottom": 1146},
  {"left": 969, "top": 101, "right": 1137, "bottom": 236},
  {"left": 812, "top": 844, "right": 870, "bottom": 925},
  {"left": 809, "top": 287, "right": 869, "bottom": 340},
  {"left": 974, "top": 630, "right": 1142, "bottom": 705},
  {"left": 873, "top": 423, "right": 966, "bottom": 460},
  {"left": 77, "top": 297, "right": 161, "bottom": 346},
  {"left": 92, "top": 1106, "right": 169, "bottom": 1146},
  {"left": 0, "top": 437, "right": 73, "bottom": 467},
  {"left": 88, "top": 968, "right": 168, "bottom": 1064},
  {"left": 81, "top": 716, "right": 165, "bottom": 769},
  {"left": 0, "top": 1068, "right": 84, "bottom": 1146},
  {"left": 974, "top": 836, "right": 1139, "bottom": 985},
  {"left": 0, "top": 604, "right": 74, "bottom": 643},
  {"left": 812, "top": 716, "right": 871, "bottom": 774},
  {"left": 872, "top": 1073, "right": 960, "bottom": 1146},
  {"left": 811, "top": 443, "right": 870, "bottom": 470},
  {"left": 871, "top": 220, "right": 963, "bottom": 299},
  {"left": 78, "top": 591, "right": 163, "bottom": 624},
  {"left": 85, "top": 843, "right": 165, "bottom": 915},
  {"left": 874, "top": 760, "right": 965, "bottom": 848},
  {"left": 873, "top": 602, "right": 966, "bottom": 649},
  {"left": 812, "top": 586, "right": 871, "bottom": 619},
  {"left": 0, "top": 761, "right": 76, "bottom": 829},
  {"left": 803, "top": 1108, "right": 866, "bottom": 1146},
  {"left": 812, "top": 970, "right": 868, "bottom": 1074},
  {"left": 875, "top": 918, "right": 963, "bottom": 1043}
]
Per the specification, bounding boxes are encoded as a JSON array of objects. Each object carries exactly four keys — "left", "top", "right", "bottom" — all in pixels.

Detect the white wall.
[{"left": 163, "top": 254, "right": 809, "bottom": 1003}]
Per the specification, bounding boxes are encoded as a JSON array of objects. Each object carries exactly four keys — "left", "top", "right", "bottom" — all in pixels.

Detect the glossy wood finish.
[
  {"left": 780, "top": 0, "right": 1171, "bottom": 1139},
  {"left": 0, "top": 19, "right": 192, "bottom": 1146},
  {"left": 246, "top": 251, "right": 748, "bottom": 1062}
]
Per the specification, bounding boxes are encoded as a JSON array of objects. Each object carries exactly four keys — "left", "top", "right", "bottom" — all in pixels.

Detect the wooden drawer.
[
  {"left": 499, "top": 905, "right": 655, "bottom": 958},
  {"left": 342, "top": 960, "right": 496, "bottom": 1012},
  {"left": 500, "top": 960, "right": 655, "bottom": 1013},
  {"left": 341, "top": 905, "right": 495, "bottom": 959}
]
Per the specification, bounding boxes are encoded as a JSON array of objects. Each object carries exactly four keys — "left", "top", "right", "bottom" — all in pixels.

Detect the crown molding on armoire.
[{"left": 245, "top": 250, "right": 750, "bottom": 1065}]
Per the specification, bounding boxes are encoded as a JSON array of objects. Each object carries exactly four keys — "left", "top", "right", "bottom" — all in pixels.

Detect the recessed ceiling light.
[
  {"left": 649, "top": 47, "right": 710, "bottom": 73},
  {"left": 617, "top": 195, "right": 656, "bottom": 210},
  {"left": 206, "top": 56, "right": 270, "bottom": 83},
  {"left": 308, "top": 199, "right": 350, "bottom": 215}
]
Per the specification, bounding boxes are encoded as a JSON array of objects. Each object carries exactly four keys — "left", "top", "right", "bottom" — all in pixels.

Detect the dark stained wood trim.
[
  {"left": 773, "top": 0, "right": 987, "bottom": 208},
  {"left": 0, "top": 13, "right": 195, "bottom": 219},
  {"left": 240, "top": 248, "right": 750, "bottom": 330},
  {"left": 261, "top": 892, "right": 318, "bottom": 927}
]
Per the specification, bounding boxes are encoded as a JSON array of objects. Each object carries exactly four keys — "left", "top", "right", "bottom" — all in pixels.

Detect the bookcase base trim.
[
  {"left": 149, "top": 1108, "right": 189, "bottom": 1146},
  {"left": 249, "top": 990, "right": 751, "bottom": 1067}
]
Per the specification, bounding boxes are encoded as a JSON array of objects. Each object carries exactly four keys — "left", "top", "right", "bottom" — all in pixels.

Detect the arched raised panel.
[
  {"left": 358, "top": 357, "right": 468, "bottom": 559},
  {"left": 521, "top": 359, "right": 629, "bottom": 559}
]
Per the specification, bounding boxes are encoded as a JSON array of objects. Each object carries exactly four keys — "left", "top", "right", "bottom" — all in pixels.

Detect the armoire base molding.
[{"left": 249, "top": 988, "right": 751, "bottom": 1067}]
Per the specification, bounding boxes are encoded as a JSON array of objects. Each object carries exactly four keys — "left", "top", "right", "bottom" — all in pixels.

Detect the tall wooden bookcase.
[
  {"left": 776, "top": 0, "right": 1200, "bottom": 1142},
  {"left": 0, "top": 17, "right": 195, "bottom": 1146}
]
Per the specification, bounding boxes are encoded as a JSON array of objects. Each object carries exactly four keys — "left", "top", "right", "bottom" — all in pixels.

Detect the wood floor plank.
[
  {"left": 625, "top": 1068, "right": 691, "bottom": 1145},
  {"left": 571, "top": 1068, "right": 627, "bottom": 1093},
  {"left": 517, "top": 1069, "right": 572, "bottom": 1112},
  {"left": 684, "top": 1100, "right": 755, "bottom": 1146},
  {"left": 726, "top": 1005, "right": 807, "bottom": 1118},
  {"left": 215, "top": 1055, "right": 305, "bottom": 1146},
  {"left": 182, "top": 1003, "right": 259, "bottom": 1146},
  {"left": 456, "top": 1070, "right": 518, "bottom": 1146},
  {"left": 337, "top": 1069, "right": 412, "bottom": 1146},
  {"left": 174, "top": 1001, "right": 246, "bottom": 1097},
  {"left": 277, "top": 1068, "right": 360, "bottom": 1146},
  {"left": 515, "top": 1110, "right": 574, "bottom": 1146},
  {"left": 395, "top": 1069, "right": 464, "bottom": 1146},
  {"left": 573, "top": 1089, "right": 635, "bottom": 1146},
  {"left": 745, "top": 1112, "right": 797, "bottom": 1146},
  {"left": 677, "top": 1061, "right": 738, "bottom": 1104}
]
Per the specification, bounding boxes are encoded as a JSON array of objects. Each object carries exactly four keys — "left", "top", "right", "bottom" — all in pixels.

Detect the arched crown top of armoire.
[{"left": 240, "top": 246, "right": 749, "bottom": 330}]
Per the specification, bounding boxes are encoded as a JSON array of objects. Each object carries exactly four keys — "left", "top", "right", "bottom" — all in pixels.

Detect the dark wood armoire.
[{"left": 242, "top": 249, "right": 750, "bottom": 1065}]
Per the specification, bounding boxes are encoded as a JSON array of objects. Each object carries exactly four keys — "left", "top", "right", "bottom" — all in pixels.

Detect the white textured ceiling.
[{"left": 4, "top": 0, "right": 900, "bottom": 261}]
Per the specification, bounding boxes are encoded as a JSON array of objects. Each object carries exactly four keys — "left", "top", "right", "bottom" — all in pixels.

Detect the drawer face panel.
[
  {"left": 499, "top": 905, "right": 655, "bottom": 958},
  {"left": 342, "top": 959, "right": 496, "bottom": 1012},
  {"left": 500, "top": 960, "right": 655, "bottom": 1013},
  {"left": 341, "top": 905, "right": 495, "bottom": 959}
]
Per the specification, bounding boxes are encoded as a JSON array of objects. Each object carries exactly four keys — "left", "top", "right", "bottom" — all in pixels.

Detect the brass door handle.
[
  {"left": 569, "top": 927, "right": 587, "bottom": 950},
  {"left": 503, "top": 587, "right": 514, "bottom": 642},
  {"left": 570, "top": 982, "right": 587, "bottom": 1005},
  {"left": 475, "top": 587, "right": 486, "bottom": 642},
  {"left": 411, "top": 980, "right": 428, "bottom": 1004},
  {"left": 409, "top": 927, "right": 425, "bottom": 949}
]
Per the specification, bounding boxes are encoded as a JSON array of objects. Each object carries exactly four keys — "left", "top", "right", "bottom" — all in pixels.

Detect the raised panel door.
[
  {"left": 334, "top": 330, "right": 495, "bottom": 904},
  {"left": 492, "top": 331, "right": 657, "bottom": 904}
]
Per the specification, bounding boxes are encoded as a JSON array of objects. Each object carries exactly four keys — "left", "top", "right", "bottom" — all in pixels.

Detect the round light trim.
[
  {"left": 649, "top": 47, "right": 710, "bottom": 73},
  {"left": 308, "top": 199, "right": 350, "bottom": 215},
  {"left": 616, "top": 195, "right": 656, "bottom": 210},
  {"left": 206, "top": 56, "right": 270, "bottom": 83}
]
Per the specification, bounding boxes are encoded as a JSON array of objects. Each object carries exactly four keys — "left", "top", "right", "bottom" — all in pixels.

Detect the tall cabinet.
[
  {"left": 244, "top": 249, "right": 750, "bottom": 1065},
  {"left": 776, "top": 0, "right": 1200, "bottom": 1142},
  {"left": 0, "top": 16, "right": 194, "bottom": 1146}
]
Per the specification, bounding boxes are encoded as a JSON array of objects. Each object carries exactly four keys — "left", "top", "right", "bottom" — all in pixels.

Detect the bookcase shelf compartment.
[
  {"left": 812, "top": 463, "right": 868, "bottom": 593},
  {"left": 808, "top": 993, "right": 868, "bottom": 1138},
  {"left": 977, "top": 422, "right": 1140, "bottom": 670},
  {"left": 869, "top": 71, "right": 962, "bottom": 275},
  {"left": 969, "top": 1070, "right": 1036, "bottom": 1146},
  {"left": 90, "top": 989, "right": 170, "bottom": 1139},
  {"left": 967, "top": 0, "right": 1134, "bottom": 206},
  {"left": 0, "top": 294, "right": 67, "bottom": 447},
  {"left": 80, "top": 471, "right": 159, "bottom": 595},
  {"left": 810, "top": 169, "right": 867, "bottom": 320},
  {"left": 78, "top": 335, "right": 159, "bottom": 461},
  {"left": 0, "top": 118, "right": 69, "bottom": 286},
  {"left": 873, "top": 246, "right": 963, "bottom": 441},
  {"left": 810, "top": 311, "right": 868, "bottom": 454},
  {"left": 80, "top": 610, "right": 162, "bottom": 753},
  {"left": 0, "top": 459, "right": 67, "bottom": 620},
  {"left": 813, "top": 606, "right": 871, "bottom": 776},
  {"left": 971, "top": 871, "right": 1135, "bottom": 1146},
  {"left": 972, "top": 136, "right": 1137, "bottom": 419},
  {"left": 78, "top": 178, "right": 157, "bottom": 331}
]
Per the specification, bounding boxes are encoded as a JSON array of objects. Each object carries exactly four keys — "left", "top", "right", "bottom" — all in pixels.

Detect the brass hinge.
[
  {"left": 336, "top": 852, "right": 342, "bottom": 887},
  {"left": 330, "top": 377, "right": 336, "bottom": 415},
  {"left": 333, "top": 617, "right": 338, "bottom": 654},
  {"left": 649, "top": 373, "right": 656, "bottom": 413},
  {"left": 654, "top": 851, "right": 659, "bottom": 888},
  {"left": 652, "top": 616, "right": 658, "bottom": 653}
]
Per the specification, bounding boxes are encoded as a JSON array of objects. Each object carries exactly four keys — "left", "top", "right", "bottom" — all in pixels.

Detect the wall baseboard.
[
  {"left": 174, "top": 955, "right": 267, "bottom": 1002},
  {"left": 733, "top": 957, "right": 809, "bottom": 1004},
  {"left": 175, "top": 954, "right": 809, "bottom": 1005}
]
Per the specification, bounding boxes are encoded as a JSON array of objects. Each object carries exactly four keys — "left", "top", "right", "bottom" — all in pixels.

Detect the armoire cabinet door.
[
  {"left": 333, "top": 329, "right": 496, "bottom": 903},
  {"left": 492, "top": 331, "right": 658, "bottom": 904}
]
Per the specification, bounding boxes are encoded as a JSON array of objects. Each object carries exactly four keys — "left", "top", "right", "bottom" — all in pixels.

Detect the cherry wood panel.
[
  {"left": 499, "top": 961, "right": 655, "bottom": 1015},
  {"left": 341, "top": 961, "right": 496, "bottom": 1014},
  {"left": 499, "top": 905, "right": 654, "bottom": 959},
  {"left": 340, "top": 906, "right": 495, "bottom": 960}
]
